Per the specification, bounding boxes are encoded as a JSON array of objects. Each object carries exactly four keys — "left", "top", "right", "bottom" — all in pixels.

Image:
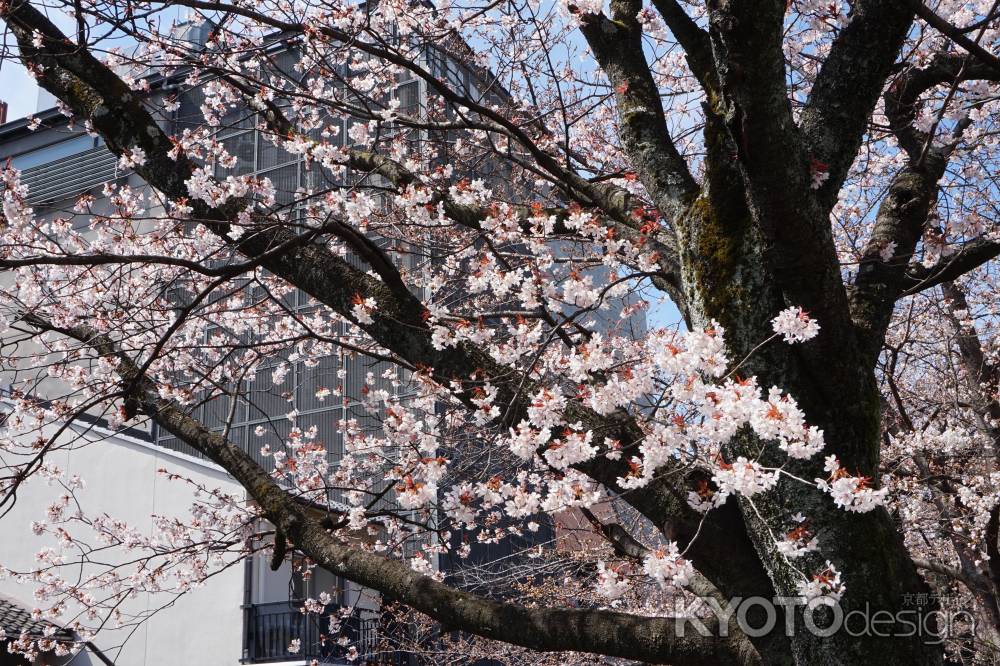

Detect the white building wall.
[{"left": 0, "top": 421, "right": 246, "bottom": 666}]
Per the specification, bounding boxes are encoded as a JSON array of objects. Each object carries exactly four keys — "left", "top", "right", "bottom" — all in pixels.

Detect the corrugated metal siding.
[{"left": 20, "top": 146, "right": 123, "bottom": 205}]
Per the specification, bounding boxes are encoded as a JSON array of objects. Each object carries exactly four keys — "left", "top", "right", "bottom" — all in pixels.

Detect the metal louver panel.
[{"left": 20, "top": 146, "right": 123, "bottom": 206}]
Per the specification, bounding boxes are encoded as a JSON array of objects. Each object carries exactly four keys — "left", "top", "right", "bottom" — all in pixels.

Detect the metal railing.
[{"left": 242, "top": 601, "right": 407, "bottom": 664}]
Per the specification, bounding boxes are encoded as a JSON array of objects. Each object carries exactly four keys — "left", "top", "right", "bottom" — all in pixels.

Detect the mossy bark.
[{"left": 673, "top": 107, "right": 942, "bottom": 666}]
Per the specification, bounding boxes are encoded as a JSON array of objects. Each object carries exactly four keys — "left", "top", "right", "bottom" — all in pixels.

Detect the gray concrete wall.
[{"left": 0, "top": 419, "right": 245, "bottom": 665}]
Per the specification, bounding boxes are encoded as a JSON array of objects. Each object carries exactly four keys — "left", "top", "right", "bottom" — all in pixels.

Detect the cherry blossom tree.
[{"left": 2, "top": 0, "right": 1000, "bottom": 663}]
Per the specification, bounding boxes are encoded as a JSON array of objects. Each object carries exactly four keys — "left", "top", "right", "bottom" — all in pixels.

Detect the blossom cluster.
[{"left": 4, "top": 0, "right": 991, "bottom": 655}]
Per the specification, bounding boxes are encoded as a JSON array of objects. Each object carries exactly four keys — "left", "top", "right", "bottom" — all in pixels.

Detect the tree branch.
[
  {"left": 912, "top": 0, "right": 1000, "bottom": 74},
  {"left": 26, "top": 314, "right": 747, "bottom": 666},
  {"left": 914, "top": 558, "right": 980, "bottom": 587},
  {"left": 648, "top": 0, "right": 715, "bottom": 92},
  {"left": 849, "top": 52, "right": 1000, "bottom": 354},
  {"left": 0, "top": 0, "right": 776, "bottom": 624},
  {"left": 849, "top": 165, "right": 943, "bottom": 362},
  {"left": 579, "top": 1, "right": 700, "bottom": 225},
  {"left": 799, "top": 0, "right": 916, "bottom": 206},
  {"left": 902, "top": 238, "right": 1000, "bottom": 296}
]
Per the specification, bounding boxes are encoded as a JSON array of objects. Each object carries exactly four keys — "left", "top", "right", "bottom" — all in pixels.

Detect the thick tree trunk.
[
  {"left": 679, "top": 159, "right": 941, "bottom": 665},
  {"left": 5, "top": 0, "right": 987, "bottom": 662}
]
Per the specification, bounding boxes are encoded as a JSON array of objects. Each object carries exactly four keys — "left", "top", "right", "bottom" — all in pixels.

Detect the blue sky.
[
  {"left": 0, "top": 8, "right": 686, "bottom": 329},
  {"left": 1, "top": 5, "right": 76, "bottom": 121},
  {"left": 1, "top": 56, "right": 41, "bottom": 121}
]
